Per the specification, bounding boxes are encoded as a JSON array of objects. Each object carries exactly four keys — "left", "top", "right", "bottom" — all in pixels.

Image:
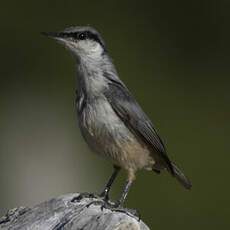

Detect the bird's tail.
[{"left": 171, "top": 162, "right": 192, "bottom": 189}]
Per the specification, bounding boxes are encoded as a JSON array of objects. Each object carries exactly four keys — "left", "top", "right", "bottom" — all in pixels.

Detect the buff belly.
[{"left": 78, "top": 97, "right": 155, "bottom": 172}]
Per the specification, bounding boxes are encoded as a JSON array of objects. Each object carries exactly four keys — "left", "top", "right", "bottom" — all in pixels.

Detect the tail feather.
[{"left": 171, "top": 162, "right": 192, "bottom": 189}]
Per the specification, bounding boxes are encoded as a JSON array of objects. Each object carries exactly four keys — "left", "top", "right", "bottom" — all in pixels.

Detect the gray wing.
[{"left": 104, "top": 80, "right": 174, "bottom": 175}]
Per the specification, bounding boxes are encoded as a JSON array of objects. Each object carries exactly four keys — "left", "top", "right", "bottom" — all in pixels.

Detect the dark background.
[{"left": 0, "top": 0, "right": 229, "bottom": 229}]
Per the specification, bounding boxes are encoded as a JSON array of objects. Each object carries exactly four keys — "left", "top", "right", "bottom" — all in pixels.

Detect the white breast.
[{"left": 83, "top": 98, "right": 126, "bottom": 137}]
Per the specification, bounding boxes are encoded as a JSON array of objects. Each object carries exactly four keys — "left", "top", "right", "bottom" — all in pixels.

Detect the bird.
[{"left": 42, "top": 26, "right": 191, "bottom": 208}]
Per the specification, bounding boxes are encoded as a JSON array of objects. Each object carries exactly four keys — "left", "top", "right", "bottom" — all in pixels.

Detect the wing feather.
[{"left": 104, "top": 80, "right": 174, "bottom": 175}]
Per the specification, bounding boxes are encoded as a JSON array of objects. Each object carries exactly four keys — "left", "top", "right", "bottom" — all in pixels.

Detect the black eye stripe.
[
  {"left": 85, "top": 31, "right": 105, "bottom": 48},
  {"left": 61, "top": 31, "right": 105, "bottom": 49}
]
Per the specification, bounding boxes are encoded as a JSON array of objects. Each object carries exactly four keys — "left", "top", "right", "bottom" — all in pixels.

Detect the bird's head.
[{"left": 42, "top": 26, "right": 106, "bottom": 60}]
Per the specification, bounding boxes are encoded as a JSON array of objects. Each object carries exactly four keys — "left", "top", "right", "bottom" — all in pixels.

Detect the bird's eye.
[{"left": 78, "top": 32, "right": 87, "bottom": 40}]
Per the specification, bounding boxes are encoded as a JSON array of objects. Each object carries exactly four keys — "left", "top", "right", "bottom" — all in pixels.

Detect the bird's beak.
[
  {"left": 41, "top": 31, "right": 76, "bottom": 51},
  {"left": 41, "top": 31, "right": 69, "bottom": 45}
]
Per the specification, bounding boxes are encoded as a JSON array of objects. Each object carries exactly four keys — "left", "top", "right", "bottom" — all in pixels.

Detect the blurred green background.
[{"left": 0, "top": 0, "right": 229, "bottom": 229}]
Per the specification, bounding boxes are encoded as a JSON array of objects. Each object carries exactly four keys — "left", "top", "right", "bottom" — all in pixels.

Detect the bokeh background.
[{"left": 0, "top": 0, "right": 229, "bottom": 229}]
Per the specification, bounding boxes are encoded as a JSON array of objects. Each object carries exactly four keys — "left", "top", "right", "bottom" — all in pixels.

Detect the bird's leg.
[
  {"left": 86, "top": 166, "right": 120, "bottom": 208},
  {"left": 100, "top": 165, "right": 120, "bottom": 201},
  {"left": 105, "top": 170, "right": 140, "bottom": 219},
  {"left": 115, "top": 179, "right": 133, "bottom": 207},
  {"left": 73, "top": 166, "right": 120, "bottom": 203},
  {"left": 114, "top": 169, "right": 135, "bottom": 207},
  {"left": 86, "top": 180, "right": 130, "bottom": 211},
  {"left": 87, "top": 170, "right": 140, "bottom": 219}
]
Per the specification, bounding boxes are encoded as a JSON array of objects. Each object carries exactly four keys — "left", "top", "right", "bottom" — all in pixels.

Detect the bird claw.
[
  {"left": 99, "top": 191, "right": 109, "bottom": 202},
  {"left": 86, "top": 199, "right": 140, "bottom": 220},
  {"left": 85, "top": 195, "right": 113, "bottom": 209},
  {"left": 86, "top": 199, "right": 105, "bottom": 208},
  {"left": 72, "top": 193, "right": 141, "bottom": 220}
]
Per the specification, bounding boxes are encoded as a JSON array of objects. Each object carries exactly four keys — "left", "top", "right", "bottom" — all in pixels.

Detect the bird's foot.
[
  {"left": 98, "top": 191, "right": 109, "bottom": 202},
  {"left": 85, "top": 191, "right": 112, "bottom": 209},
  {"left": 71, "top": 192, "right": 99, "bottom": 203},
  {"left": 86, "top": 199, "right": 140, "bottom": 220},
  {"left": 86, "top": 199, "right": 106, "bottom": 208}
]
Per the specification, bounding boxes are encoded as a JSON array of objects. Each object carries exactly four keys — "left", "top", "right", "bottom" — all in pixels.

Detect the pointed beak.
[
  {"left": 41, "top": 31, "right": 75, "bottom": 50},
  {"left": 41, "top": 32, "right": 70, "bottom": 46}
]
